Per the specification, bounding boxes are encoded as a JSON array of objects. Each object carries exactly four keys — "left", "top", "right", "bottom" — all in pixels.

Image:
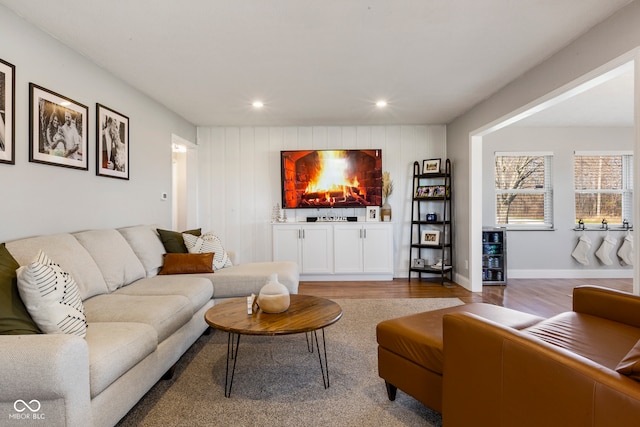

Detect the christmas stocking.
[
  {"left": 571, "top": 235, "right": 591, "bottom": 266},
  {"left": 595, "top": 236, "right": 617, "bottom": 266},
  {"left": 617, "top": 234, "right": 634, "bottom": 266}
]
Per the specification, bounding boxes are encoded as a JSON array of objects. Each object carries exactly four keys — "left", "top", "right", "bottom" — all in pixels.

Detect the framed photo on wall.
[
  {"left": 96, "top": 103, "right": 129, "bottom": 180},
  {"left": 29, "top": 83, "right": 88, "bottom": 170},
  {"left": 422, "top": 158, "right": 441, "bottom": 174},
  {"left": 0, "top": 58, "right": 15, "bottom": 165},
  {"left": 366, "top": 205, "right": 380, "bottom": 222},
  {"left": 421, "top": 229, "right": 440, "bottom": 246}
]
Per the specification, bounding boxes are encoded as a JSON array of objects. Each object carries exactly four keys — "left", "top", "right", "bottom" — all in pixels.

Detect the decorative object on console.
[
  {"left": 422, "top": 158, "right": 441, "bottom": 174},
  {"left": 0, "top": 58, "right": 15, "bottom": 165},
  {"left": 366, "top": 206, "right": 380, "bottom": 222},
  {"left": 96, "top": 103, "right": 130, "bottom": 180},
  {"left": 16, "top": 250, "right": 87, "bottom": 338},
  {"left": 257, "top": 273, "right": 290, "bottom": 313},
  {"left": 381, "top": 171, "right": 393, "bottom": 222},
  {"left": 183, "top": 232, "right": 233, "bottom": 270},
  {"left": 29, "top": 83, "right": 88, "bottom": 170}
]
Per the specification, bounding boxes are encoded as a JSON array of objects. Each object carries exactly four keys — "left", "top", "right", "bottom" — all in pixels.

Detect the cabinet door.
[
  {"left": 333, "top": 224, "right": 364, "bottom": 273},
  {"left": 300, "top": 225, "right": 333, "bottom": 274},
  {"left": 363, "top": 224, "right": 393, "bottom": 273},
  {"left": 272, "top": 225, "right": 301, "bottom": 264}
]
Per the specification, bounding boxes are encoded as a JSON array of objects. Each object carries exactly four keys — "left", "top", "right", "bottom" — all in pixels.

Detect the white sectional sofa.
[{"left": 0, "top": 225, "right": 298, "bottom": 427}]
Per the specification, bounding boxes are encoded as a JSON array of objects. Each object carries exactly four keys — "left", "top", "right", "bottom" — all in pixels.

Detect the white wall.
[
  {"left": 447, "top": 0, "right": 640, "bottom": 291},
  {"left": 483, "top": 126, "right": 634, "bottom": 278},
  {"left": 0, "top": 6, "right": 196, "bottom": 242},
  {"left": 197, "top": 125, "right": 446, "bottom": 276}
]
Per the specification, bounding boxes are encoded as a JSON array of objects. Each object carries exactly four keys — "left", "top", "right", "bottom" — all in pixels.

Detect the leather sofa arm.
[
  {"left": 573, "top": 285, "right": 640, "bottom": 328},
  {"left": 442, "top": 312, "right": 640, "bottom": 427},
  {"left": 0, "top": 334, "right": 92, "bottom": 426}
]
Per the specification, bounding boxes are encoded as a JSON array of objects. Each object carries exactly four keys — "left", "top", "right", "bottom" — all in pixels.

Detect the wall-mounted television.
[{"left": 280, "top": 149, "right": 382, "bottom": 209}]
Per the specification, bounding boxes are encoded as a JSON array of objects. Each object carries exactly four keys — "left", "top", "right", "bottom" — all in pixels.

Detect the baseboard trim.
[{"left": 508, "top": 269, "right": 633, "bottom": 279}]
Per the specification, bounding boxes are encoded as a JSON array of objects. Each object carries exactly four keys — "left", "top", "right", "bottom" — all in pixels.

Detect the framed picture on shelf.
[
  {"left": 366, "top": 205, "right": 380, "bottom": 222},
  {"left": 29, "top": 83, "right": 88, "bottom": 170},
  {"left": 96, "top": 103, "right": 129, "bottom": 179},
  {"left": 422, "top": 158, "right": 441, "bottom": 174},
  {"left": 421, "top": 229, "right": 440, "bottom": 246},
  {"left": 0, "top": 58, "right": 15, "bottom": 165},
  {"left": 415, "top": 185, "right": 448, "bottom": 198}
]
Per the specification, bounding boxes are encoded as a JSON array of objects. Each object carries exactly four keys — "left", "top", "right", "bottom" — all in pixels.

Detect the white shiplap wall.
[{"left": 197, "top": 125, "right": 446, "bottom": 277}]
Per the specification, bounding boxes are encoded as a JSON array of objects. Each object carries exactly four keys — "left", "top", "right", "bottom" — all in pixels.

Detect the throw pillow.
[
  {"left": 183, "top": 232, "right": 233, "bottom": 270},
  {"left": 0, "top": 243, "right": 41, "bottom": 335},
  {"left": 157, "top": 228, "right": 202, "bottom": 253},
  {"left": 16, "top": 250, "right": 87, "bottom": 338},
  {"left": 159, "top": 253, "right": 215, "bottom": 275},
  {"left": 616, "top": 339, "right": 640, "bottom": 381}
]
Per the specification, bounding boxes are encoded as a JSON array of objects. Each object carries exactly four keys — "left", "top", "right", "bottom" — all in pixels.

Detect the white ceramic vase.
[{"left": 257, "top": 273, "right": 290, "bottom": 313}]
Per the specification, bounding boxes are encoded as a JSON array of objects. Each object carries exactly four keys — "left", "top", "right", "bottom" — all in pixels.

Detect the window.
[
  {"left": 494, "top": 152, "right": 553, "bottom": 228},
  {"left": 574, "top": 152, "right": 633, "bottom": 226}
]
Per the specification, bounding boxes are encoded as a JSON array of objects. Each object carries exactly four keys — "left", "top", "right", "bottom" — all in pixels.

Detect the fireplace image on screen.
[{"left": 281, "top": 149, "right": 383, "bottom": 209}]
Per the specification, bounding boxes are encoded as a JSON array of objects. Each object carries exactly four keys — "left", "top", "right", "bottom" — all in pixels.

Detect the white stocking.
[
  {"left": 595, "top": 236, "right": 617, "bottom": 266},
  {"left": 571, "top": 235, "right": 591, "bottom": 266},
  {"left": 617, "top": 235, "right": 634, "bottom": 266}
]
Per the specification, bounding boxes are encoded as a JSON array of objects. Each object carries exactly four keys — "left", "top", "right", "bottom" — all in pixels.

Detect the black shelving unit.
[{"left": 409, "top": 159, "right": 453, "bottom": 284}]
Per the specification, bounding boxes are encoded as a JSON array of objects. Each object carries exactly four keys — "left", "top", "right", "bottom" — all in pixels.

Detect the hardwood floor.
[{"left": 298, "top": 277, "right": 633, "bottom": 318}]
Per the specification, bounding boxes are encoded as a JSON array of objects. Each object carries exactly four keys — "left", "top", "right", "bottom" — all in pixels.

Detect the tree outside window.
[{"left": 494, "top": 153, "right": 553, "bottom": 227}]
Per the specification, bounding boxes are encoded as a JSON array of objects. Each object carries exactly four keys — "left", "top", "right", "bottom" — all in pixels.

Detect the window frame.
[
  {"left": 573, "top": 150, "right": 633, "bottom": 227},
  {"left": 494, "top": 151, "right": 554, "bottom": 230}
]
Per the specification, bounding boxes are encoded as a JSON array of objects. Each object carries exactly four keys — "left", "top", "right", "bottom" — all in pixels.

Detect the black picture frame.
[
  {"left": 0, "top": 58, "right": 15, "bottom": 165},
  {"left": 422, "top": 158, "right": 441, "bottom": 174},
  {"left": 29, "top": 83, "right": 88, "bottom": 170},
  {"left": 96, "top": 103, "right": 129, "bottom": 180}
]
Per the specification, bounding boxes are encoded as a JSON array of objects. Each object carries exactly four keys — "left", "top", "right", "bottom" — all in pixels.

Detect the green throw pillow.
[
  {"left": 0, "top": 243, "right": 41, "bottom": 335},
  {"left": 157, "top": 228, "right": 202, "bottom": 253}
]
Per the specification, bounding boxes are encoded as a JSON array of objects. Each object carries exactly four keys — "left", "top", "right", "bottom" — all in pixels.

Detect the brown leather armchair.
[{"left": 442, "top": 286, "right": 640, "bottom": 427}]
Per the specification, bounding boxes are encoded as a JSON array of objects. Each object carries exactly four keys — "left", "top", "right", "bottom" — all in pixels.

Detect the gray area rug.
[{"left": 117, "top": 298, "right": 463, "bottom": 427}]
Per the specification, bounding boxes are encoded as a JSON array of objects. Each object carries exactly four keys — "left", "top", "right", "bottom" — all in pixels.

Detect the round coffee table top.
[{"left": 205, "top": 294, "right": 342, "bottom": 336}]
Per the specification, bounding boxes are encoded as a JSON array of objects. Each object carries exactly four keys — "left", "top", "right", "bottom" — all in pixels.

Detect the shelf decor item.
[
  {"left": 381, "top": 171, "right": 393, "bottom": 221},
  {"left": 421, "top": 230, "right": 440, "bottom": 245},
  {"left": 422, "top": 158, "right": 441, "bottom": 174}
]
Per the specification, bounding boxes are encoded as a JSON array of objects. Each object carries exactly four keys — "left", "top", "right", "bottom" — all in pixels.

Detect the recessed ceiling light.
[
  {"left": 375, "top": 100, "right": 388, "bottom": 108},
  {"left": 252, "top": 101, "right": 264, "bottom": 108}
]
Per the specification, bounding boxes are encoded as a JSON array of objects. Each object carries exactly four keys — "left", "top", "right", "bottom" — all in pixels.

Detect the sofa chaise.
[{"left": 0, "top": 225, "right": 299, "bottom": 427}]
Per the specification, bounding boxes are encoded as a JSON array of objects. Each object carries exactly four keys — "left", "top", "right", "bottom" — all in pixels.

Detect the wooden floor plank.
[{"left": 298, "top": 278, "right": 633, "bottom": 318}]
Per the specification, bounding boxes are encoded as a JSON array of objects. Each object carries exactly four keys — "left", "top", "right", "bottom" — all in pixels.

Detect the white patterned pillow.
[
  {"left": 183, "top": 232, "right": 233, "bottom": 270},
  {"left": 16, "top": 250, "right": 87, "bottom": 338}
]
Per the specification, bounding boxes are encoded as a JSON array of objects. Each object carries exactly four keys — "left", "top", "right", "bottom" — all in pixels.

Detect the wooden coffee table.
[{"left": 204, "top": 294, "right": 342, "bottom": 397}]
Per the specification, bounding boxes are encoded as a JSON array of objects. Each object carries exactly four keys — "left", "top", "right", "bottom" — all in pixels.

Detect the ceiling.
[{"left": 0, "top": 0, "right": 634, "bottom": 127}]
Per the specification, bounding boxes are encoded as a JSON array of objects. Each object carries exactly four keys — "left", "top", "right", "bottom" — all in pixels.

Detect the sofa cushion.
[
  {"left": 524, "top": 312, "right": 640, "bottom": 370},
  {"left": 157, "top": 228, "right": 201, "bottom": 253},
  {"left": 114, "top": 275, "right": 213, "bottom": 313},
  {"left": 616, "top": 339, "right": 640, "bottom": 381},
  {"left": 159, "top": 253, "right": 214, "bottom": 275},
  {"left": 6, "top": 233, "right": 109, "bottom": 300},
  {"left": 118, "top": 225, "right": 166, "bottom": 277},
  {"left": 86, "top": 322, "right": 157, "bottom": 397},
  {"left": 74, "top": 229, "right": 146, "bottom": 291},
  {"left": 0, "top": 243, "right": 41, "bottom": 335},
  {"left": 183, "top": 232, "right": 232, "bottom": 270},
  {"left": 83, "top": 294, "right": 193, "bottom": 342},
  {"left": 16, "top": 250, "right": 87, "bottom": 338},
  {"left": 202, "top": 261, "right": 300, "bottom": 298}
]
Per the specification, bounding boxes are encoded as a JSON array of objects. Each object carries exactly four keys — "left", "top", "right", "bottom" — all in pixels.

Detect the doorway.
[{"left": 171, "top": 134, "right": 198, "bottom": 231}]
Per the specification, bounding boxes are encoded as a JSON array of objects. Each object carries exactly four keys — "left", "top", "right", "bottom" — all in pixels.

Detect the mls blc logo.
[{"left": 10, "top": 399, "right": 44, "bottom": 420}]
